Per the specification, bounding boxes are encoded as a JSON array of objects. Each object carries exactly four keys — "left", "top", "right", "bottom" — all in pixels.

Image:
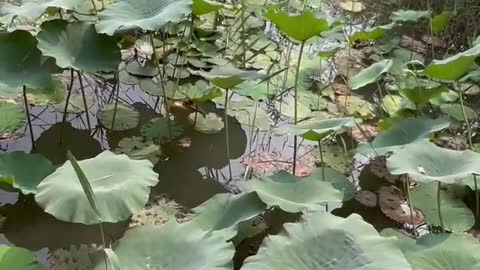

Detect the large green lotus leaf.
[
  {"left": 424, "top": 45, "right": 480, "bottom": 81},
  {"left": 390, "top": 10, "right": 431, "bottom": 22},
  {"left": 96, "top": 0, "right": 192, "bottom": 35},
  {"left": 356, "top": 117, "right": 450, "bottom": 155},
  {"left": 349, "top": 59, "right": 393, "bottom": 90},
  {"left": 37, "top": 20, "right": 120, "bottom": 73},
  {"left": 35, "top": 151, "right": 159, "bottom": 224},
  {"left": 92, "top": 222, "right": 234, "bottom": 270},
  {"left": 0, "top": 30, "right": 54, "bottom": 91},
  {"left": 98, "top": 103, "right": 140, "bottom": 131},
  {"left": 350, "top": 23, "right": 395, "bottom": 42},
  {"left": 187, "top": 192, "right": 266, "bottom": 239},
  {"left": 179, "top": 81, "right": 222, "bottom": 102},
  {"left": 406, "top": 233, "right": 480, "bottom": 269},
  {"left": 188, "top": 112, "right": 224, "bottom": 134},
  {"left": 0, "top": 152, "right": 55, "bottom": 194},
  {"left": 189, "top": 64, "right": 260, "bottom": 89},
  {"left": 0, "top": 246, "right": 43, "bottom": 270},
  {"left": 411, "top": 182, "right": 474, "bottom": 231},
  {"left": 0, "top": 101, "right": 25, "bottom": 137},
  {"left": 242, "top": 212, "right": 411, "bottom": 270},
  {"left": 264, "top": 8, "right": 329, "bottom": 42},
  {"left": 274, "top": 117, "right": 357, "bottom": 141},
  {"left": 387, "top": 141, "right": 480, "bottom": 184},
  {"left": 431, "top": 11, "right": 453, "bottom": 35},
  {"left": 193, "top": 0, "right": 226, "bottom": 16},
  {"left": 246, "top": 168, "right": 355, "bottom": 213},
  {"left": 0, "top": 0, "right": 87, "bottom": 26}
]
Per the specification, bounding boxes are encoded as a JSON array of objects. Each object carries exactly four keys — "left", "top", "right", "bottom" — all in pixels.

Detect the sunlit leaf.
[
  {"left": 349, "top": 59, "right": 393, "bottom": 90},
  {"left": 431, "top": 11, "right": 453, "bottom": 35},
  {"left": 424, "top": 45, "right": 480, "bottom": 81}
]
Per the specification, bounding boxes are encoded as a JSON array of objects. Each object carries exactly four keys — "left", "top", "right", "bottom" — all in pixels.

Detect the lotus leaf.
[
  {"left": 431, "top": 11, "right": 453, "bottom": 35},
  {"left": 349, "top": 59, "right": 393, "bottom": 90},
  {"left": 0, "top": 245, "right": 43, "bottom": 270},
  {"left": 246, "top": 168, "right": 355, "bottom": 213},
  {"left": 356, "top": 117, "right": 450, "bottom": 155},
  {"left": 264, "top": 9, "right": 329, "bottom": 42},
  {"left": 25, "top": 79, "right": 66, "bottom": 106},
  {"left": 179, "top": 81, "right": 222, "bottom": 102},
  {"left": 193, "top": 0, "right": 225, "bottom": 17},
  {"left": 440, "top": 104, "right": 477, "bottom": 122},
  {"left": 0, "top": 100, "right": 25, "bottom": 137},
  {"left": 187, "top": 192, "right": 266, "bottom": 239},
  {"left": 188, "top": 112, "right": 224, "bottom": 134},
  {"left": 139, "top": 79, "right": 185, "bottom": 99},
  {"left": 0, "top": 152, "right": 55, "bottom": 194},
  {"left": 338, "top": 1, "right": 366, "bottom": 12},
  {"left": 96, "top": 0, "right": 193, "bottom": 35},
  {"left": 424, "top": 45, "right": 480, "bottom": 81},
  {"left": 141, "top": 118, "right": 184, "bottom": 142},
  {"left": 114, "top": 136, "right": 161, "bottom": 164},
  {"left": 0, "top": 30, "right": 54, "bottom": 92},
  {"left": 242, "top": 212, "right": 411, "bottom": 270},
  {"left": 35, "top": 151, "right": 159, "bottom": 224},
  {"left": 387, "top": 141, "right": 480, "bottom": 183},
  {"left": 391, "top": 10, "right": 431, "bottom": 22},
  {"left": 350, "top": 23, "right": 395, "bottom": 42},
  {"left": 37, "top": 20, "right": 121, "bottom": 73},
  {"left": 234, "top": 80, "right": 275, "bottom": 101},
  {"left": 98, "top": 103, "right": 140, "bottom": 131},
  {"left": 189, "top": 64, "right": 260, "bottom": 89},
  {"left": 382, "top": 95, "right": 405, "bottom": 116},
  {"left": 125, "top": 60, "right": 158, "bottom": 77},
  {"left": 233, "top": 108, "right": 272, "bottom": 131},
  {"left": 411, "top": 182, "right": 474, "bottom": 231},
  {"left": 275, "top": 117, "right": 356, "bottom": 141},
  {"left": 92, "top": 222, "right": 234, "bottom": 270}
]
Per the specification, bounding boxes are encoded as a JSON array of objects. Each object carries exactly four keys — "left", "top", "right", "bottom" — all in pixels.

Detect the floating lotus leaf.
[
  {"left": 275, "top": 117, "right": 356, "bottom": 141},
  {"left": 179, "top": 81, "right": 222, "bottom": 102},
  {"left": 54, "top": 91, "right": 95, "bottom": 114},
  {"left": 391, "top": 10, "right": 431, "bottom": 22},
  {"left": 350, "top": 23, "right": 395, "bottom": 42},
  {"left": 234, "top": 80, "right": 276, "bottom": 101},
  {"left": 431, "top": 11, "right": 453, "bottom": 35},
  {"left": 125, "top": 60, "right": 158, "bottom": 77},
  {"left": 188, "top": 112, "right": 224, "bottom": 134},
  {"left": 139, "top": 79, "right": 186, "bottom": 99},
  {"left": 411, "top": 182, "right": 474, "bottom": 231},
  {"left": 114, "top": 136, "right": 161, "bottom": 164},
  {"left": 356, "top": 117, "right": 450, "bottom": 155},
  {"left": 0, "top": 245, "right": 43, "bottom": 270},
  {"left": 37, "top": 20, "right": 121, "bottom": 73},
  {"left": 25, "top": 79, "right": 66, "bottom": 106},
  {"left": 91, "top": 222, "right": 234, "bottom": 270},
  {"left": 35, "top": 151, "right": 159, "bottom": 224},
  {"left": 424, "top": 45, "right": 480, "bottom": 81},
  {"left": 98, "top": 103, "right": 140, "bottom": 131},
  {"left": 193, "top": 0, "right": 226, "bottom": 16},
  {"left": 264, "top": 8, "right": 329, "bottom": 42},
  {"left": 387, "top": 141, "right": 480, "bottom": 184},
  {"left": 96, "top": 0, "right": 193, "bottom": 35},
  {"left": 242, "top": 212, "right": 411, "bottom": 270},
  {"left": 0, "top": 30, "right": 54, "bottom": 92},
  {"left": 349, "top": 59, "right": 393, "bottom": 90},
  {"left": 187, "top": 192, "right": 266, "bottom": 239},
  {"left": 440, "top": 104, "right": 477, "bottom": 122},
  {"left": 0, "top": 152, "right": 55, "bottom": 194},
  {"left": 246, "top": 168, "right": 355, "bottom": 213},
  {"left": 385, "top": 232, "right": 480, "bottom": 270},
  {"left": 189, "top": 64, "right": 260, "bottom": 89},
  {"left": 0, "top": 100, "right": 24, "bottom": 137},
  {"left": 233, "top": 108, "right": 272, "bottom": 131},
  {"left": 141, "top": 118, "right": 184, "bottom": 142}
]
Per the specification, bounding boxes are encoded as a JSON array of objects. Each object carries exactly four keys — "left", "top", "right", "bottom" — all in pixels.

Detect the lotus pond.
[{"left": 2, "top": 0, "right": 480, "bottom": 269}]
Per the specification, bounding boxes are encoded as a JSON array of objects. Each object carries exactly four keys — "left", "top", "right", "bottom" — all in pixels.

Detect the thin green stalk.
[
  {"left": 437, "top": 181, "right": 445, "bottom": 232},
  {"left": 224, "top": 89, "right": 233, "bottom": 180},
  {"left": 241, "top": 0, "right": 246, "bottom": 68},
  {"left": 317, "top": 140, "right": 325, "bottom": 181},
  {"left": 77, "top": 71, "right": 91, "bottom": 132},
  {"left": 110, "top": 71, "right": 120, "bottom": 129},
  {"left": 404, "top": 175, "right": 417, "bottom": 238},
  {"left": 475, "top": 174, "right": 479, "bottom": 221},
  {"left": 22, "top": 86, "right": 36, "bottom": 150},
  {"left": 149, "top": 34, "right": 172, "bottom": 139},
  {"left": 292, "top": 41, "right": 306, "bottom": 175}
]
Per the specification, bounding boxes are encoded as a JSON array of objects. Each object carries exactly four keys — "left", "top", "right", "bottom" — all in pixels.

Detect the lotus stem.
[
  {"left": 224, "top": 89, "right": 233, "bottom": 180},
  {"left": 437, "top": 181, "right": 445, "bottom": 233},
  {"left": 62, "top": 69, "right": 75, "bottom": 123},
  {"left": 241, "top": 0, "right": 246, "bottom": 69},
  {"left": 149, "top": 34, "right": 172, "bottom": 139},
  {"left": 459, "top": 89, "right": 473, "bottom": 148},
  {"left": 111, "top": 71, "right": 120, "bottom": 129},
  {"left": 475, "top": 175, "right": 479, "bottom": 221},
  {"left": 90, "top": 0, "right": 98, "bottom": 15},
  {"left": 77, "top": 71, "right": 91, "bottom": 133},
  {"left": 317, "top": 140, "right": 325, "bottom": 181},
  {"left": 22, "top": 86, "right": 36, "bottom": 150},
  {"left": 292, "top": 41, "right": 306, "bottom": 175},
  {"left": 403, "top": 175, "right": 417, "bottom": 238}
]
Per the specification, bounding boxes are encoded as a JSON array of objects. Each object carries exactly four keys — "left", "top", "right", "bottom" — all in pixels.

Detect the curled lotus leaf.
[
  {"left": 35, "top": 151, "right": 159, "bottom": 224},
  {"left": 424, "top": 45, "right": 480, "bottom": 81},
  {"left": 96, "top": 0, "right": 193, "bottom": 35},
  {"left": 349, "top": 59, "right": 393, "bottom": 90},
  {"left": 275, "top": 117, "right": 357, "bottom": 141}
]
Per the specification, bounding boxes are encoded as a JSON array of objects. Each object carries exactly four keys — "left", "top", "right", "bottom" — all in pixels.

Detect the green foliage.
[
  {"left": 0, "top": 246, "right": 43, "bottom": 270},
  {"left": 0, "top": 101, "right": 25, "bottom": 137},
  {"left": 98, "top": 103, "right": 140, "bottom": 131},
  {"left": 350, "top": 59, "right": 393, "bottom": 90}
]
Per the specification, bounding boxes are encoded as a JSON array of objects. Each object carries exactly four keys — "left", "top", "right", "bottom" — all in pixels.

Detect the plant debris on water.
[{"left": 2, "top": 0, "right": 480, "bottom": 269}]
